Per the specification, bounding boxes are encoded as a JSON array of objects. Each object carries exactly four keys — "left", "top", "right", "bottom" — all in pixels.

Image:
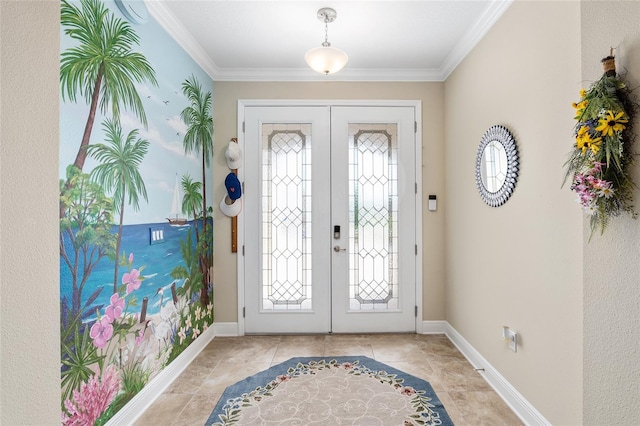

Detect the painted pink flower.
[
  {"left": 135, "top": 328, "right": 145, "bottom": 346},
  {"left": 122, "top": 268, "right": 142, "bottom": 294},
  {"left": 61, "top": 365, "right": 120, "bottom": 425},
  {"left": 89, "top": 316, "right": 113, "bottom": 349},
  {"left": 276, "top": 375, "right": 291, "bottom": 382},
  {"left": 128, "top": 252, "right": 134, "bottom": 264},
  {"left": 105, "top": 293, "right": 124, "bottom": 323}
]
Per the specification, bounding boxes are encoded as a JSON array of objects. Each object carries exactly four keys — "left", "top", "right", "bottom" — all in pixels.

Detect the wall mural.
[{"left": 59, "top": 0, "right": 214, "bottom": 423}]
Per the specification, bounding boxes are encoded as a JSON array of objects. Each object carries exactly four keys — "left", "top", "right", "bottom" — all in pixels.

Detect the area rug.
[{"left": 205, "top": 356, "right": 454, "bottom": 426}]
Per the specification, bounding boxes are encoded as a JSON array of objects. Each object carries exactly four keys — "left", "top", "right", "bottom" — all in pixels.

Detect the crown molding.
[
  {"left": 145, "top": 0, "right": 220, "bottom": 80},
  {"left": 147, "top": 0, "right": 513, "bottom": 83},
  {"left": 439, "top": 0, "right": 513, "bottom": 80}
]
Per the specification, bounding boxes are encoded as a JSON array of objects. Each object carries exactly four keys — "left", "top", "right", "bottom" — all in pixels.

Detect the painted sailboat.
[{"left": 167, "top": 174, "right": 188, "bottom": 226}]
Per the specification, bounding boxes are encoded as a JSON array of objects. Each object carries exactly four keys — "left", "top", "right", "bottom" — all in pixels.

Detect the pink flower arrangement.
[
  {"left": 122, "top": 268, "right": 142, "bottom": 294},
  {"left": 89, "top": 316, "right": 114, "bottom": 349},
  {"left": 570, "top": 162, "right": 615, "bottom": 212},
  {"left": 61, "top": 365, "right": 120, "bottom": 426}
]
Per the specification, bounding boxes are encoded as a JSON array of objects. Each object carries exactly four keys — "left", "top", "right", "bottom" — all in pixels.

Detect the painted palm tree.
[
  {"left": 181, "top": 174, "right": 203, "bottom": 241},
  {"left": 60, "top": 0, "right": 157, "bottom": 175},
  {"left": 180, "top": 75, "right": 213, "bottom": 306},
  {"left": 88, "top": 118, "right": 149, "bottom": 293}
]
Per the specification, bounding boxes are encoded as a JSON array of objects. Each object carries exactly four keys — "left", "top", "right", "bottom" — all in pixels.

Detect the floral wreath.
[{"left": 564, "top": 52, "right": 638, "bottom": 237}]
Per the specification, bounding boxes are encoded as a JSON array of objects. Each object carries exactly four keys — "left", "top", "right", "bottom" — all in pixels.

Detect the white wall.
[
  {"left": 0, "top": 1, "right": 61, "bottom": 423},
  {"left": 581, "top": 2, "right": 640, "bottom": 424},
  {"left": 443, "top": 1, "right": 583, "bottom": 424}
]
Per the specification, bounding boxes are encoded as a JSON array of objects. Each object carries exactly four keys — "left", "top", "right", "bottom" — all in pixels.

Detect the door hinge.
[
  {"left": 242, "top": 245, "right": 245, "bottom": 256},
  {"left": 243, "top": 307, "right": 246, "bottom": 318},
  {"left": 415, "top": 182, "right": 418, "bottom": 194},
  {"left": 242, "top": 121, "right": 245, "bottom": 133},
  {"left": 414, "top": 121, "right": 417, "bottom": 133},
  {"left": 415, "top": 306, "right": 418, "bottom": 317},
  {"left": 415, "top": 244, "right": 418, "bottom": 255}
]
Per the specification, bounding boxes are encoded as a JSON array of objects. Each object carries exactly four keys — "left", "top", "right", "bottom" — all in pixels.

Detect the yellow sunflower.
[
  {"left": 575, "top": 126, "right": 589, "bottom": 153},
  {"left": 585, "top": 134, "right": 602, "bottom": 154},
  {"left": 596, "top": 110, "right": 628, "bottom": 137},
  {"left": 572, "top": 100, "right": 588, "bottom": 119},
  {"left": 576, "top": 128, "right": 602, "bottom": 155}
]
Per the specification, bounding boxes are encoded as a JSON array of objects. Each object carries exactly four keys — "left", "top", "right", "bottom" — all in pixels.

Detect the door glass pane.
[
  {"left": 348, "top": 124, "right": 399, "bottom": 311},
  {"left": 261, "top": 124, "right": 312, "bottom": 310}
]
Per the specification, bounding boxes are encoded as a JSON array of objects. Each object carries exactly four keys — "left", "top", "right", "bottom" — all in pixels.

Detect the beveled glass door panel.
[
  {"left": 349, "top": 125, "right": 399, "bottom": 310},
  {"left": 244, "top": 107, "right": 331, "bottom": 333},
  {"left": 331, "top": 107, "right": 416, "bottom": 333},
  {"left": 261, "top": 125, "right": 312, "bottom": 311}
]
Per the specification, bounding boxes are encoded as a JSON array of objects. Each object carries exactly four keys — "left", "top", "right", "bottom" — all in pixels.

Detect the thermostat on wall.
[{"left": 428, "top": 195, "right": 437, "bottom": 211}]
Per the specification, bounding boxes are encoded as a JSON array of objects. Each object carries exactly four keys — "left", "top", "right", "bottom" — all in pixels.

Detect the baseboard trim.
[
  {"left": 213, "top": 321, "right": 240, "bottom": 336},
  {"left": 421, "top": 320, "right": 448, "bottom": 334},
  {"left": 106, "top": 325, "right": 216, "bottom": 426},
  {"left": 425, "top": 321, "right": 550, "bottom": 426}
]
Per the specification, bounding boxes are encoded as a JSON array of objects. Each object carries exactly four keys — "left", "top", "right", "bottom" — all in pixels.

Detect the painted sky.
[{"left": 59, "top": 0, "right": 214, "bottom": 225}]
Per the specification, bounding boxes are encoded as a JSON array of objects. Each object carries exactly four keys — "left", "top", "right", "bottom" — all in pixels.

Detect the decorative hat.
[
  {"left": 220, "top": 195, "right": 242, "bottom": 217},
  {"left": 225, "top": 142, "right": 242, "bottom": 169},
  {"left": 225, "top": 172, "right": 242, "bottom": 200}
]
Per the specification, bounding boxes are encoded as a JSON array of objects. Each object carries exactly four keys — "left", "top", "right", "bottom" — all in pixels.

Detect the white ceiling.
[{"left": 147, "top": 0, "right": 512, "bottom": 82}]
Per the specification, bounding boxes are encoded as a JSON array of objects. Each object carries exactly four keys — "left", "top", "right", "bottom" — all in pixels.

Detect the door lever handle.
[{"left": 333, "top": 245, "right": 346, "bottom": 252}]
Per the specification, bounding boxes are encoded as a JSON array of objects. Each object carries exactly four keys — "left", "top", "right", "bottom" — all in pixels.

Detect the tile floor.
[{"left": 134, "top": 334, "right": 523, "bottom": 425}]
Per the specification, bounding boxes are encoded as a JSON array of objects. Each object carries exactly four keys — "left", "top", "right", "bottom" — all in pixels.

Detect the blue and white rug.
[{"left": 206, "top": 356, "right": 454, "bottom": 426}]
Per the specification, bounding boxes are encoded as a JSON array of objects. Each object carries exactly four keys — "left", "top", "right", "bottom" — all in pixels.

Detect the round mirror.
[{"left": 475, "top": 125, "right": 518, "bottom": 207}]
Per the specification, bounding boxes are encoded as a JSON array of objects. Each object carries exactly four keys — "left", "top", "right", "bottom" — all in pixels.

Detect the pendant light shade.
[
  {"left": 305, "top": 8, "right": 348, "bottom": 75},
  {"left": 305, "top": 46, "right": 348, "bottom": 75}
]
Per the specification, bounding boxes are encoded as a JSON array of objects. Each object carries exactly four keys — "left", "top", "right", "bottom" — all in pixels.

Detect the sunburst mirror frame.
[{"left": 475, "top": 125, "right": 519, "bottom": 207}]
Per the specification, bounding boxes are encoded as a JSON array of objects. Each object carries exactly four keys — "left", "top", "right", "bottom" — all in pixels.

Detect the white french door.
[{"left": 242, "top": 103, "right": 417, "bottom": 334}]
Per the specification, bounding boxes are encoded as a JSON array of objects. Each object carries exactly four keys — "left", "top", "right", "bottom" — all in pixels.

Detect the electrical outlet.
[{"left": 506, "top": 329, "right": 517, "bottom": 352}]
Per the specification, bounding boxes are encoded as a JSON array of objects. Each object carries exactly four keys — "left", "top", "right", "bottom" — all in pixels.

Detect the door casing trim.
[{"left": 236, "top": 99, "right": 423, "bottom": 335}]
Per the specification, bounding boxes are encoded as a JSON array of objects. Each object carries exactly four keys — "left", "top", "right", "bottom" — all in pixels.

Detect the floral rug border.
[{"left": 205, "top": 356, "right": 454, "bottom": 426}]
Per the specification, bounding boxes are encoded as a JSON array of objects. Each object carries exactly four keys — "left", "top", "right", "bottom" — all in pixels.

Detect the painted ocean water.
[{"left": 60, "top": 220, "right": 209, "bottom": 317}]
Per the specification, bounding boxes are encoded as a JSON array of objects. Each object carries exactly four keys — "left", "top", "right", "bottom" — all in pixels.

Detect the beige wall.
[
  {"left": 4, "top": 1, "right": 640, "bottom": 424},
  {"left": 0, "top": 1, "right": 61, "bottom": 424},
  {"left": 212, "top": 82, "right": 446, "bottom": 322},
  {"left": 581, "top": 2, "right": 640, "bottom": 425},
  {"left": 443, "top": 1, "right": 583, "bottom": 424}
]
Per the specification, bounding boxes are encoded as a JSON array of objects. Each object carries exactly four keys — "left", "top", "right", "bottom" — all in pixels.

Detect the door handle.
[{"left": 333, "top": 245, "right": 346, "bottom": 252}]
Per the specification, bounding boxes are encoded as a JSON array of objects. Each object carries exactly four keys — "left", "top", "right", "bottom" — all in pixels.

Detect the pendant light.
[{"left": 305, "top": 8, "right": 348, "bottom": 75}]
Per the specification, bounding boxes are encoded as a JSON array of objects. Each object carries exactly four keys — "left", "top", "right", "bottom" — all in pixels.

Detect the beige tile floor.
[{"left": 134, "top": 334, "right": 523, "bottom": 426}]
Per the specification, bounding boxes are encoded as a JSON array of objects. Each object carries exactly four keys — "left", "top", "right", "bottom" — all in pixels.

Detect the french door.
[{"left": 242, "top": 103, "right": 417, "bottom": 334}]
